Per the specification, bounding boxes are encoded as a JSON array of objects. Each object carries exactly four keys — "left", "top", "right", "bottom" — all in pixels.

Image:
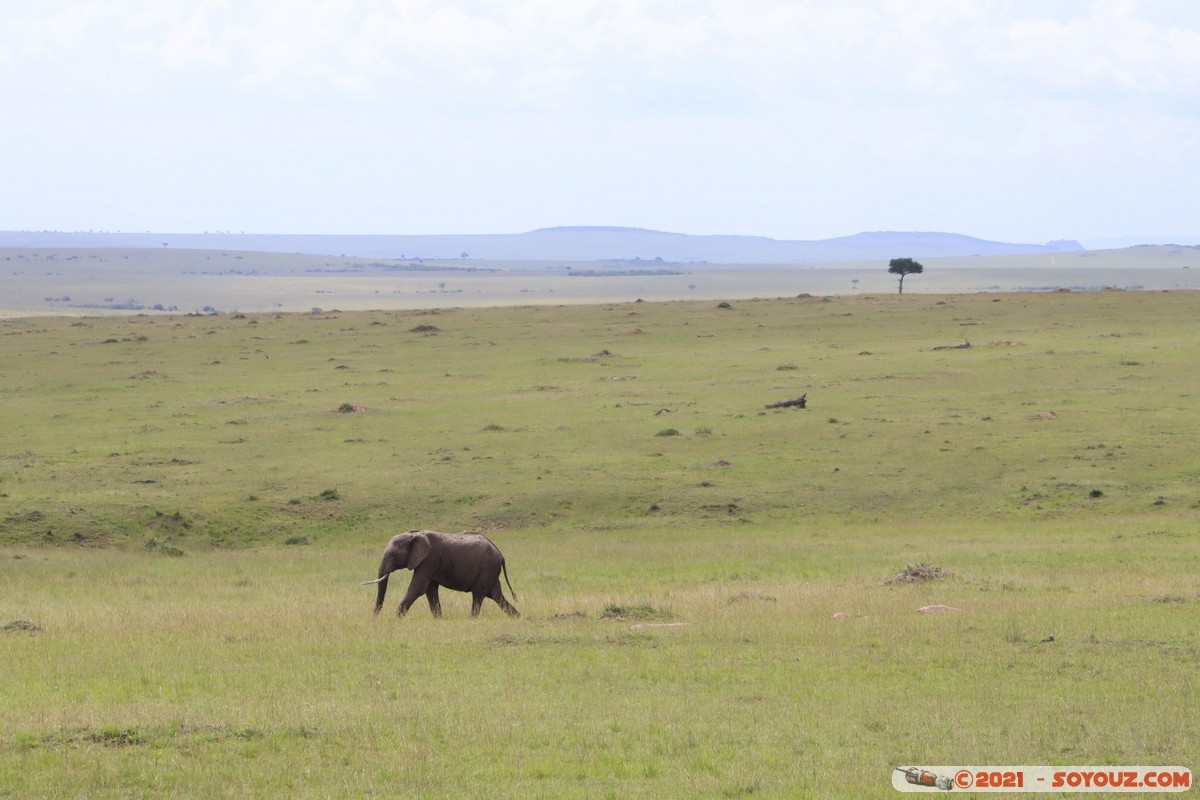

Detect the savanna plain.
[{"left": 1, "top": 290, "right": 1197, "bottom": 798}]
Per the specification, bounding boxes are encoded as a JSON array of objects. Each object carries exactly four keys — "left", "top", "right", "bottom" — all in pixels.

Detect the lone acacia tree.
[{"left": 888, "top": 257, "right": 924, "bottom": 294}]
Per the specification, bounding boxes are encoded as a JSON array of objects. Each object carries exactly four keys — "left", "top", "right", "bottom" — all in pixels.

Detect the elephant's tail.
[{"left": 501, "top": 559, "right": 518, "bottom": 602}]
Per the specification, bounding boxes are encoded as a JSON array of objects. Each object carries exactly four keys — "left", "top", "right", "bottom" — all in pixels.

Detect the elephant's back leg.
[{"left": 487, "top": 582, "right": 520, "bottom": 617}]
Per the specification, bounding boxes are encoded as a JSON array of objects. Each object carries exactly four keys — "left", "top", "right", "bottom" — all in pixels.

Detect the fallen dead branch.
[{"left": 765, "top": 393, "right": 806, "bottom": 409}]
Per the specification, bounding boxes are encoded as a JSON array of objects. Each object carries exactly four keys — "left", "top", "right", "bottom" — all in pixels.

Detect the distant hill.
[{"left": 0, "top": 227, "right": 1083, "bottom": 263}]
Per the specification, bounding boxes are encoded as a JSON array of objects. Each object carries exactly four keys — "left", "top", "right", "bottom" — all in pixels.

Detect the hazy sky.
[{"left": 3, "top": 1, "right": 1197, "bottom": 246}]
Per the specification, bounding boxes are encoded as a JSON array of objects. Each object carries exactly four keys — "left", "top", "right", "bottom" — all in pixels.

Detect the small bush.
[
  {"left": 284, "top": 535, "right": 310, "bottom": 546},
  {"left": 885, "top": 563, "right": 951, "bottom": 584},
  {"left": 2, "top": 618, "right": 40, "bottom": 633},
  {"left": 318, "top": 489, "right": 340, "bottom": 501},
  {"left": 153, "top": 510, "right": 192, "bottom": 529},
  {"left": 728, "top": 592, "right": 777, "bottom": 605},
  {"left": 600, "top": 603, "right": 675, "bottom": 621},
  {"left": 655, "top": 428, "right": 681, "bottom": 437},
  {"left": 147, "top": 540, "right": 185, "bottom": 557},
  {"left": 90, "top": 727, "right": 145, "bottom": 747}
]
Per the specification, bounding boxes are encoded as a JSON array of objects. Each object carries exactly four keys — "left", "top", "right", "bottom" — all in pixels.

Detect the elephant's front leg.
[
  {"left": 425, "top": 584, "right": 442, "bottom": 617},
  {"left": 397, "top": 575, "right": 430, "bottom": 617}
]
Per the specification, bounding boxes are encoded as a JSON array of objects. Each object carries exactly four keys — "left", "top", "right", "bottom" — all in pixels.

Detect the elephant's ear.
[{"left": 407, "top": 532, "right": 431, "bottom": 569}]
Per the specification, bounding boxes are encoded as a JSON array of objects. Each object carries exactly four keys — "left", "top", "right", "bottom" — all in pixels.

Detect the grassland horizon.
[{"left": 4, "top": 243, "right": 1200, "bottom": 317}]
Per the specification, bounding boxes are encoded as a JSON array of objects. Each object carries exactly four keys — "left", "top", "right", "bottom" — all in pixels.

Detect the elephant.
[{"left": 361, "top": 530, "right": 519, "bottom": 618}]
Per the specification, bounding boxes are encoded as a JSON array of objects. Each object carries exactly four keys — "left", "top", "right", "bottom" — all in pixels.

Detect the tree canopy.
[{"left": 888, "top": 257, "right": 924, "bottom": 294}]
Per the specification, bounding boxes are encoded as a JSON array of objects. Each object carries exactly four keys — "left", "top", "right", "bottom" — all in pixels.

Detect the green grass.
[{"left": 1, "top": 292, "right": 1199, "bottom": 797}]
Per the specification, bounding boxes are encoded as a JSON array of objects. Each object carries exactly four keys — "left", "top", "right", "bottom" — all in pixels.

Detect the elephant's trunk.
[
  {"left": 362, "top": 570, "right": 393, "bottom": 614},
  {"left": 372, "top": 573, "right": 390, "bottom": 614}
]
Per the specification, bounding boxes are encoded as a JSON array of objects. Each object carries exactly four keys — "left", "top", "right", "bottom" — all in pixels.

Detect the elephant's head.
[{"left": 362, "top": 531, "right": 432, "bottom": 614}]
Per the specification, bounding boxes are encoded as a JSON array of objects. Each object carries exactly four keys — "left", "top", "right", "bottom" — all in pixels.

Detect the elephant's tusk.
[{"left": 361, "top": 576, "right": 387, "bottom": 585}]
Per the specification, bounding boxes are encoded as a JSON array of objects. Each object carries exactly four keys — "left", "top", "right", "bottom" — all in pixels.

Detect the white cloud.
[
  {"left": 994, "top": 0, "right": 1200, "bottom": 93},
  {"left": 0, "top": 0, "right": 1197, "bottom": 240},
  {"left": 8, "top": 2, "right": 1195, "bottom": 110}
]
